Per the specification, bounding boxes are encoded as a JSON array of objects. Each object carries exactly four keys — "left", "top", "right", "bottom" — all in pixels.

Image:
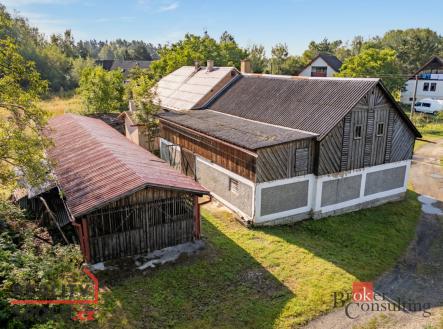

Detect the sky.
[{"left": 3, "top": 0, "right": 443, "bottom": 55}]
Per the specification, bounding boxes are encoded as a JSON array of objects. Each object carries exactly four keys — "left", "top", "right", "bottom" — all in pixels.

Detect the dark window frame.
[
  {"left": 376, "top": 122, "right": 385, "bottom": 136},
  {"left": 354, "top": 125, "right": 363, "bottom": 139},
  {"left": 430, "top": 82, "right": 437, "bottom": 92},
  {"left": 423, "top": 82, "right": 430, "bottom": 91}
]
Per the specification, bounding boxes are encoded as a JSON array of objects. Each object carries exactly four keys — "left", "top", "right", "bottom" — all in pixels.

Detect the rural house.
[
  {"left": 400, "top": 55, "right": 443, "bottom": 104},
  {"left": 298, "top": 53, "right": 342, "bottom": 77},
  {"left": 16, "top": 114, "right": 208, "bottom": 263},
  {"left": 144, "top": 63, "right": 421, "bottom": 226}
]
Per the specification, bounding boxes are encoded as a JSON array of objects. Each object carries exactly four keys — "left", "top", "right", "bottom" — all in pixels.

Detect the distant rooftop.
[
  {"left": 155, "top": 66, "right": 238, "bottom": 111},
  {"left": 95, "top": 60, "right": 151, "bottom": 77}
]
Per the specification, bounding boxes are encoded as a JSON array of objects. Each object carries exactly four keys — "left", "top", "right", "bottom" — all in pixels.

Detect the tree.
[
  {"left": 247, "top": 44, "right": 267, "bottom": 73},
  {"left": 269, "top": 43, "right": 289, "bottom": 74},
  {"left": 336, "top": 48, "right": 403, "bottom": 93},
  {"left": 131, "top": 75, "right": 161, "bottom": 151},
  {"left": 98, "top": 44, "right": 115, "bottom": 60},
  {"left": 150, "top": 32, "right": 246, "bottom": 79},
  {"left": 379, "top": 28, "right": 443, "bottom": 74},
  {"left": 77, "top": 66, "right": 125, "bottom": 113},
  {"left": 0, "top": 36, "right": 50, "bottom": 187},
  {"left": 301, "top": 38, "right": 343, "bottom": 64},
  {"left": 71, "top": 56, "right": 95, "bottom": 86}
]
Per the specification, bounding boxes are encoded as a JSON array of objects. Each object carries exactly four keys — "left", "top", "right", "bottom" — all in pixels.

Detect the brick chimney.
[{"left": 240, "top": 59, "right": 251, "bottom": 74}]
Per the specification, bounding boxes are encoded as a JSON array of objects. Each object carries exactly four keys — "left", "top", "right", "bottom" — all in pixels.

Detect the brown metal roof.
[
  {"left": 159, "top": 110, "right": 317, "bottom": 150},
  {"left": 47, "top": 114, "right": 207, "bottom": 218},
  {"left": 208, "top": 75, "right": 420, "bottom": 139}
]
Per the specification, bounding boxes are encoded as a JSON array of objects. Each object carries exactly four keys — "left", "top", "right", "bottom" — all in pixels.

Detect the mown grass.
[
  {"left": 409, "top": 112, "right": 443, "bottom": 150},
  {"left": 91, "top": 191, "right": 420, "bottom": 329}
]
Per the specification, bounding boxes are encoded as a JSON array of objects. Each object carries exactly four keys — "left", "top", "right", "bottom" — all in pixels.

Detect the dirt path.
[
  {"left": 303, "top": 140, "right": 443, "bottom": 329},
  {"left": 410, "top": 139, "right": 443, "bottom": 200}
]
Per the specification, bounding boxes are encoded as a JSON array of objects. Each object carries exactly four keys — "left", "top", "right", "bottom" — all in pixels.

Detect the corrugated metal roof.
[
  {"left": 47, "top": 114, "right": 207, "bottom": 218},
  {"left": 209, "top": 75, "right": 406, "bottom": 140},
  {"left": 159, "top": 110, "right": 316, "bottom": 150},
  {"left": 155, "top": 66, "right": 237, "bottom": 111}
]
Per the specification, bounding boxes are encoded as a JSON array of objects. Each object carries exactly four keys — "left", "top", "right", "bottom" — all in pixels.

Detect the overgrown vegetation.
[
  {"left": 95, "top": 192, "right": 420, "bottom": 328},
  {"left": 0, "top": 200, "right": 86, "bottom": 329}
]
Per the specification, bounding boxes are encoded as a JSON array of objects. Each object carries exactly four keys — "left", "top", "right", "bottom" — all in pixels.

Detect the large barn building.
[{"left": 120, "top": 61, "right": 421, "bottom": 226}]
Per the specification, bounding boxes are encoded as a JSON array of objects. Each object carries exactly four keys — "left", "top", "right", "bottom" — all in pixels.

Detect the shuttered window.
[
  {"left": 295, "top": 148, "right": 309, "bottom": 175},
  {"left": 354, "top": 125, "right": 362, "bottom": 139}
]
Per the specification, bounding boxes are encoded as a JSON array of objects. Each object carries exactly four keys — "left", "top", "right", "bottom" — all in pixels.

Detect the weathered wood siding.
[
  {"left": 318, "top": 119, "right": 343, "bottom": 175},
  {"left": 84, "top": 187, "right": 196, "bottom": 263},
  {"left": 160, "top": 123, "right": 256, "bottom": 181},
  {"left": 320, "top": 85, "right": 416, "bottom": 175},
  {"left": 256, "top": 139, "right": 315, "bottom": 183}
]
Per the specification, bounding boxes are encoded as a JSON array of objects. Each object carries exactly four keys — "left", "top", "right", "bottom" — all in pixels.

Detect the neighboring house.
[
  {"left": 149, "top": 65, "right": 420, "bottom": 226},
  {"left": 298, "top": 53, "right": 342, "bottom": 77},
  {"left": 119, "top": 61, "right": 240, "bottom": 150},
  {"left": 95, "top": 59, "right": 151, "bottom": 78},
  {"left": 15, "top": 114, "right": 207, "bottom": 263},
  {"left": 400, "top": 56, "right": 443, "bottom": 104}
]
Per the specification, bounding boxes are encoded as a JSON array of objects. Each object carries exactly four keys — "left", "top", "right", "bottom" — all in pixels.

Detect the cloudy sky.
[{"left": 3, "top": 0, "right": 443, "bottom": 54}]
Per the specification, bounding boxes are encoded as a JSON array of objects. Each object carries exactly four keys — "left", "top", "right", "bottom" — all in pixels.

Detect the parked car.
[{"left": 414, "top": 98, "right": 443, "bottom": 115}]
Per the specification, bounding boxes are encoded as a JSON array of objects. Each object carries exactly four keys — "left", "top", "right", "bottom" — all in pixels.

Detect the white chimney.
[
  {"left": 240, "top": 59, "right": 251, "bottom": 74},
  {"left": 207, "top": 60, "right": 214, "bottom": 72}
]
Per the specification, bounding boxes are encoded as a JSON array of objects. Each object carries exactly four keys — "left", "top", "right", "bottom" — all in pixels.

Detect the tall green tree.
[
  {"left": 77, "top": 66, "right": 125, "bottom": 113},
  {"left": 0, "top": 36, "right": 50, "bottom": 187},
  {"left": 150, "top": 32, "right": 246, "bottom": 79},
  {"left": 247, "top": 44, "right": 267, "bottom": 73},
  {"left": 379, "top": 28, "right": 443, "bottom": 73},
  {"left": 301, "top": 38, "right": 344, "bottom": 63},
  {"left": 336, "top": 48, "right": 403, "bottom": 93},
  {"left": 269, "top": 43, "right": 289, "bottom": 74}
]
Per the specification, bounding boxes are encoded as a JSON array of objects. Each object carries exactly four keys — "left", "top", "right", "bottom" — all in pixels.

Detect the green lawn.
[{"left": 91, "top": 191, "right": 420, "bottom": 329}]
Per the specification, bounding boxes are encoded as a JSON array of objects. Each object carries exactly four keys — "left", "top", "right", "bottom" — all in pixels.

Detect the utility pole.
[{"left": 410, "top": 75, "right": 418, "bottom": 120}]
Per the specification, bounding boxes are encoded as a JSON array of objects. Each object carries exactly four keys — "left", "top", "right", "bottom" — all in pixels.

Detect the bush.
[{"left": 0, "top": 200, "right": 85, "bottom": 328}]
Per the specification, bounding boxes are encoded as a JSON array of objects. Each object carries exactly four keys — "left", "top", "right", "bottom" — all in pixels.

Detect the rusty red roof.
[{"left": 47, "top": 114, "right": 207, "bottom": 217}]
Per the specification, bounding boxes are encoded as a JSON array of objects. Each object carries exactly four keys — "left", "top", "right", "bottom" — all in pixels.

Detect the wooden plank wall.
[
  {"left": 85, "top": 188, "right": 195, "bottom": 263},
  {"left": 256, "top": 139, "right": 314, "bottom": 183},
  {"left": 160, "top": 123, "right": 256, "bottom": 181},
  {"left": 389, "top": 111, "right": 416, "bottom": 162},
  {"left": 318, "top": 120, "right": 344, "bottom": 175},
  {"left": 326, "top": 85, "right": 416, "bottom": 174}
]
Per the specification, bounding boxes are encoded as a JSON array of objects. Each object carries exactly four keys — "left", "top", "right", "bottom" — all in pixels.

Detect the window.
[
  {"left": 431, "top": 83, "right": 437, "bottom": 92},
  {"left": 376, "top": 122, "right": 385, "bottom": 136},
  {"left": 311, "top": 66, "right": 327, "bottom": 77},
  {"left": 423, "top": 83, "right": 429, "bottom": 91},
  {"left": 422, "top": 102, "right": 431, "bottom": 108},
  {"left": 229, "top": 178, "right": 239, "bottom": 195},
  {"left": 354, "top": 125, "right": 362, "bottom": 139},
  {"left": 415, "top": 102, "right": 422, "bottom": 106},
  {"left": 409, "top": 97, "right": 414, "bottom": 101},
  {"left": 295, "top": 148, "right": 309, "bottom": 174}
]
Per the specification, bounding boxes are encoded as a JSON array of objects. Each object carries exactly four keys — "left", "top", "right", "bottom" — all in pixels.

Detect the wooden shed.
[{"left": 43, "top": 114, "right": 208, "bottom": 263}]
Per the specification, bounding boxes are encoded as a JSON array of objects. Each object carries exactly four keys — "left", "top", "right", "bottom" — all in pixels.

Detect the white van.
[{"left": 414, "top": 98, "right": 443, "bottom": 115}]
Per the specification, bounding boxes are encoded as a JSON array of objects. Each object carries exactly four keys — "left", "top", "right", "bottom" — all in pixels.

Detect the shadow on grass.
[
  {"left": 254, "top": 190, "right": 421, "bottom": 282},
  {"left": 92, "top": 218, "right": 294, "bottom": 329}
]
